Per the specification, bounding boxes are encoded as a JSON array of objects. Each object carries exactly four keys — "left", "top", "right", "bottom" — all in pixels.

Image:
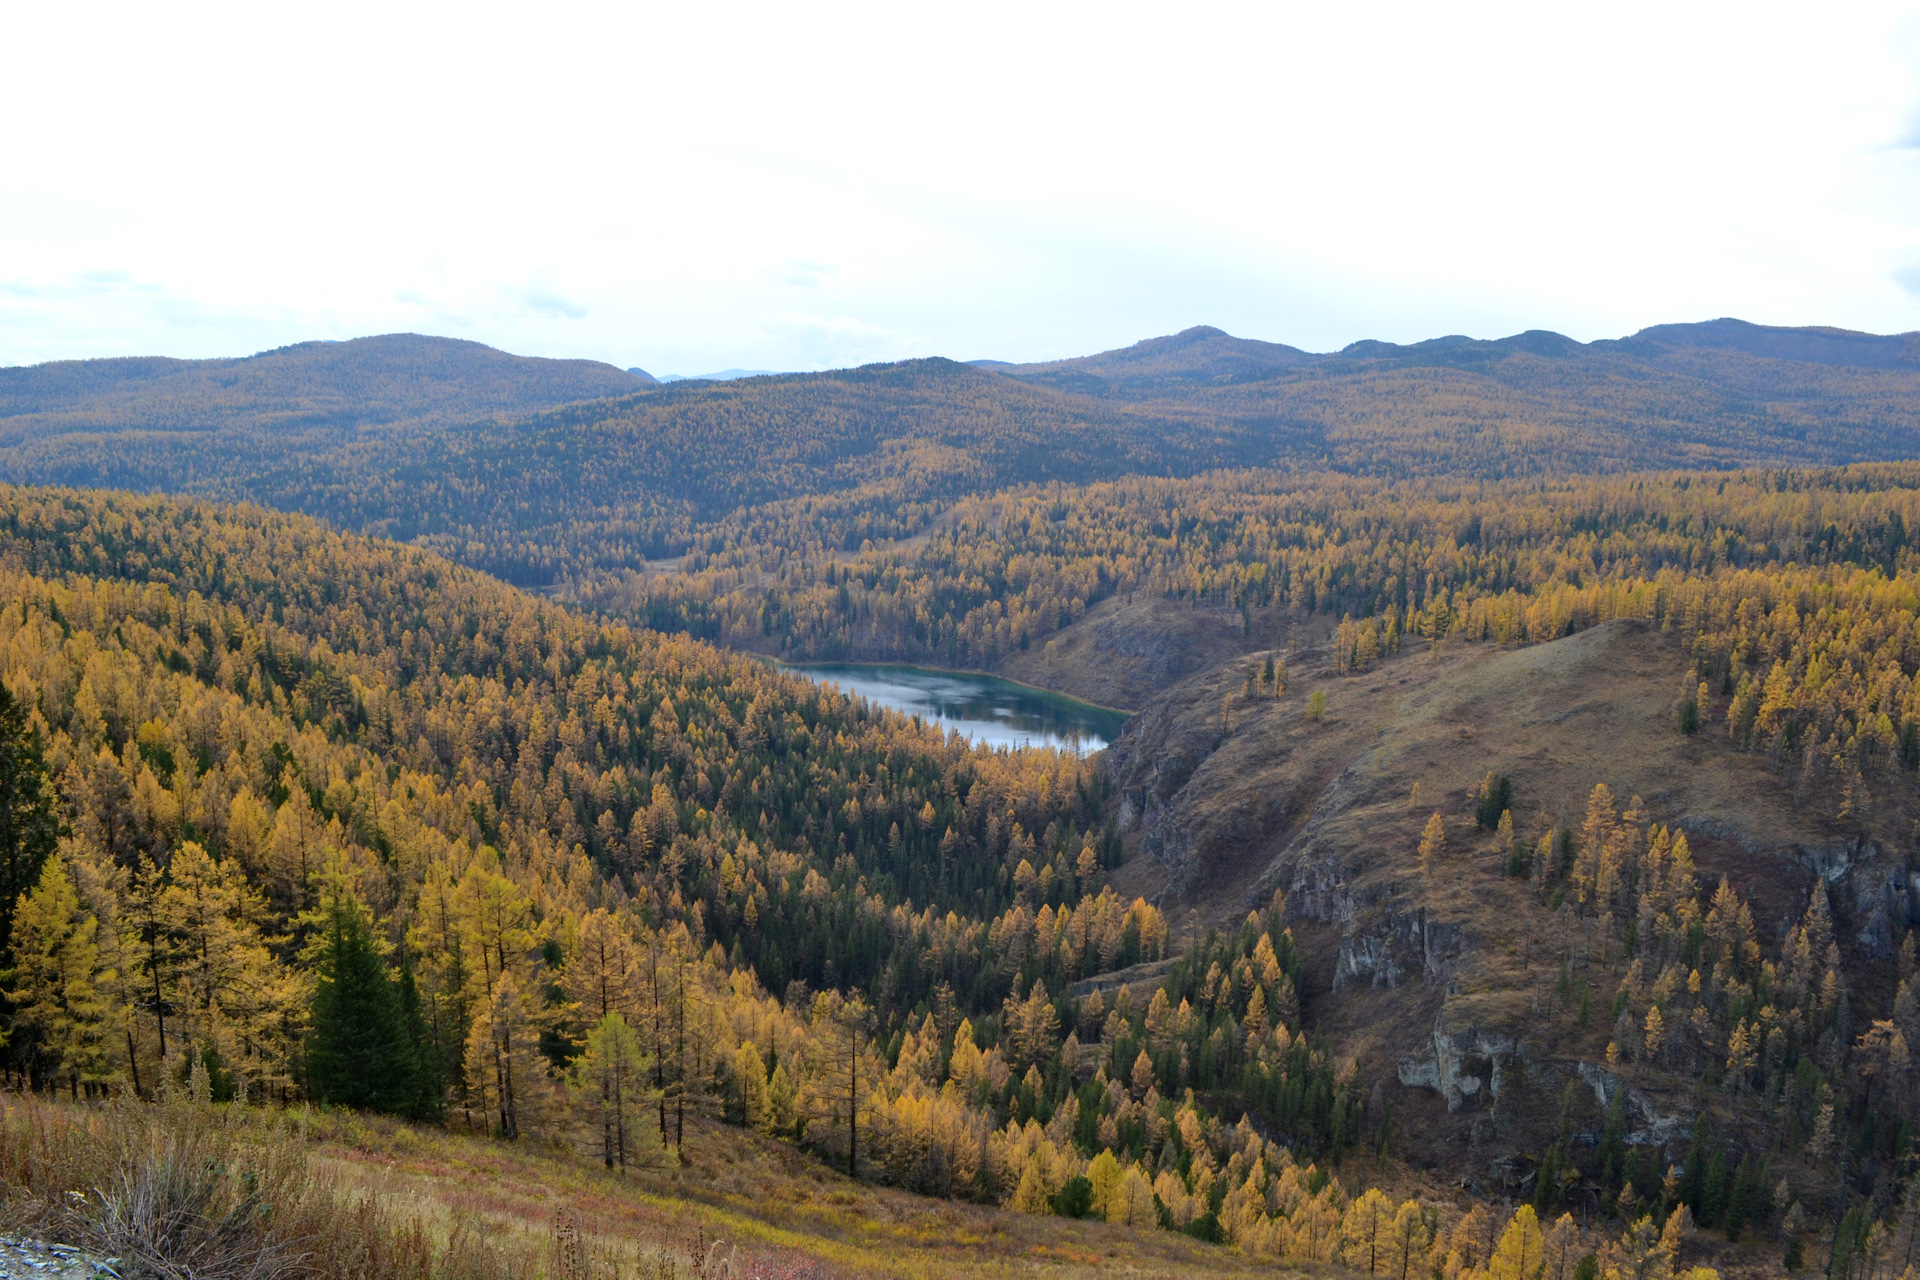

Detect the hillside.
[
  {"left": 8, "top": 320, "right": 1920, "bottom": 593},
  {"left": 1099, "top": 610, "right": 1892, "bottom": 1201},
  {"left": 0, "top": 482, "right": 1849, "bottom": 1280},
  {"left": 996, "top": 320, "right": 1920, "bottom": 480},
  {"left": 0, "top": 334, "right": 650, "bottom": 493},
  {"left": 1095, "top": 606, "right": 1916, "bottom": 1222},
  {"left": 1, "top": 1092, "right": 1269, "bottom": 1279},
  {"left": 0, "top": 484, "right": 1447, "bottom": 1274},
  {"left": 598, "top": 461, "right": 1920, "bottom": 693},
  {"left": 5, "top": 320, "right": 1920, "bottom": 1273}
]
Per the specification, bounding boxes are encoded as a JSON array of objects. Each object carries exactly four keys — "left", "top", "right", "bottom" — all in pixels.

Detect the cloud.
[
  {"left": 0, "top": 270, "right": 313, "bottom": 361},
  {"left": 510, "top": 275, "right": 588, "bottom": 320},
  {"left": 759, "top": 312, "right": 901, "bottom": 369},
  {"left": 765, "top": 259, "right": 840, "bottom": 289},
  {"left": 1894, "top": 265, "right": 1920, "bottom": 298},
  {"left": 1896, "top": 106, "right": 1920, "bottom": 149}
]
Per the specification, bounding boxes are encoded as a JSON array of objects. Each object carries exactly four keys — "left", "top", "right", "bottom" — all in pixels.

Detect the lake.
[{"left": 780, "top": 663, "right": 1129, "bottom": 754}]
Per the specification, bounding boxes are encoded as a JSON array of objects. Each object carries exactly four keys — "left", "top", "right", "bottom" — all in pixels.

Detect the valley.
[{"left": 0, "top": 320, "right": 1916, "bottom": 1278}]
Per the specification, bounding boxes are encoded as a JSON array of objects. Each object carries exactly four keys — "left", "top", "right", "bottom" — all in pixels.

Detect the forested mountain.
[
  {"left": 999, "top": 318, "right": 1920, "bottom": 390},
  {"left": 0, "top": 489, "right": 1266, "bottom": 1208},
  {"left": 6, "top": 321, "right": 1920, "bottom": 595},
  {"left": 0, "top": 334, "right": 650, "bottom": 493}
]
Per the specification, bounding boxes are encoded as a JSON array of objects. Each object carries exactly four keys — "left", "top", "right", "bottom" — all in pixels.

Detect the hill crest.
[{"left": 0, "top": 332, "right": 650, "bottom": 439}]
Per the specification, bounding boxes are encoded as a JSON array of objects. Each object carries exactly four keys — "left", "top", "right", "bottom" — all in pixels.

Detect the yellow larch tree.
[{"left": 4, "top": 851, "right": 116, "bottom": 1095}]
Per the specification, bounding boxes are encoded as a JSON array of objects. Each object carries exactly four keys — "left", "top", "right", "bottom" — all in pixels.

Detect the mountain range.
[{"left": 5, "top": 317, "right": 1920, "bottom": 587}]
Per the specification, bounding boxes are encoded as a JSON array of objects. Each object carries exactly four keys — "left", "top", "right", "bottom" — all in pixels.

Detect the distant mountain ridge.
[
  {"left": 655, "top": 368, "right": 786, "bottom": 383},
  {"left": 0, "top": 333, "right": 649, "bottom": 445},
  {"left": 990, "top": 317, "right": 1920, "bottom": 393},
  {"left": 8, "top": 316, "right": 1920, "bottom": 587}
]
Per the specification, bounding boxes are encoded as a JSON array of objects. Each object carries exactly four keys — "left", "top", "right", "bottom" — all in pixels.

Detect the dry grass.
[
  {"left": 0, "top": 1091, "right": 533, "bottom": 1279},
  {"left": 304, "top": 1106, "right": 1281, "bottom": 1278},
  {"left": 0, "top": 1093, "right": 1289, "bottom": 1279}
]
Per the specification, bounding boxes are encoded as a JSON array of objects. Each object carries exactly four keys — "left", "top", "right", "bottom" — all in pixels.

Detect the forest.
[
  {"left": 7, "top": 322, "right": 1920, "bottom": 1276},
  {"left": 586, "top": 464, "right": 1920, "bottom": 822},
  {"left": 9, "top": 320, "right": 1920, "bottom": 592},
  {"left": 0, "top": 472, "right": 1917, "bottom": 1279}
]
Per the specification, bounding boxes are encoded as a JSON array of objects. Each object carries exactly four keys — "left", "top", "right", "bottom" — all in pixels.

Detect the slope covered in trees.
[
  {"left": 14, "top": 318, "right": 1920, "bottom": 1274},
  {"left": 0, "top": 487, "right": 1355, "bottom": 1236},
  {"left": 586, "top": 462, "right": 1920, "bottom": 828},
  {"left": 7, "top": 320, "right": 1920, "bottom": 592},
  {"left": 15, "top": 484, "right": 1839, "bottom": 1275},
  {"left": 0, "top": 334, "right": 650, "bottom": 495}
]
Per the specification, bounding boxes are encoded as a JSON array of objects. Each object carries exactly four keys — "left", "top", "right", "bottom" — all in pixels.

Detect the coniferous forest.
[{"left": 5, "top": 322, "right": 1920, "bottom": 1278}]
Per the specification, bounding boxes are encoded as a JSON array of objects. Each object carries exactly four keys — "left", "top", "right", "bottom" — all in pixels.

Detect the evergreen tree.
[
  {"left": 1419, "top": 813, "right": 1447, "bottom": 879},
  {"left": 158, "top": 842, "right": 295, "bottom": 1092},
  {"left": 465, "top": 969, "right": 548, "bottom": 1140},
  {"left": 1384, "top": 1199, "right": 1432, "bottom": 1280},
  {"left": 394, "top": 950, "right": 443, "bottom": 1121},
  {"left": 1342, "top": 1187, "right": 1396, "bottom": 1274},
  {"left": 1475, "top": 773, "right": 1513, "bottom": 831},
  {"left": 307, "top": 881, "right": 414, "bottom": 1114},
  {"left": 0, "top": 682, "right": 60, "bottom": 965}
]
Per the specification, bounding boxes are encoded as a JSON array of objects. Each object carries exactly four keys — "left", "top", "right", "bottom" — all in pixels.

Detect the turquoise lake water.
[{"left": 781, "top": 663, "right": 1129, "bottom": 754}]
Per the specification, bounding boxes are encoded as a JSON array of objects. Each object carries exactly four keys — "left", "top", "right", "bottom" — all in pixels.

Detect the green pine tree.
[
  {"left": 395, "top": 949, "right": 443, "bottom": 1121},
  {"left": 307, "top": 883, "right": 414, "bottom": 1114},
  {"left": 0, "top": 683, "right": 60, "bottom": 965},
  {"left": 568, "top": 1011, "right": 658, "bottom": 1172}
]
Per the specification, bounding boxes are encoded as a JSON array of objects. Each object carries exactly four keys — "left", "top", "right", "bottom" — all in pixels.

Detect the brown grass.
[{"left": 0, "top": 1093, "right": 1291, "bottom": 1279}]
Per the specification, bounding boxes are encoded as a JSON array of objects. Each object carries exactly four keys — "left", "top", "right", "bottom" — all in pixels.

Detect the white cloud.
[
  {"left": 3, "top": 0, "right": 1920, "bottom": 369},
  {"left": 511, "top": 275, "right": 590, "bottom": 321}
]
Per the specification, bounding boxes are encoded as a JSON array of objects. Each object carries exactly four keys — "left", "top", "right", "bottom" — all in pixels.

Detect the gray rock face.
[
  {"left": 1575, "top": 1062, "right": 1690, "bottom": 1145},
  {"left": 1335, "top": 909, "right": 1464, "bottom": 990},
  {"left": 1397, "top": 1023, "right": 1517, "bottom": 1112}
]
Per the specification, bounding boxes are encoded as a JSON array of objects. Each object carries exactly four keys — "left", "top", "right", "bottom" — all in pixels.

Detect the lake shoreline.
[
  {"left": 768, "top": 659, "right": 1130, "bottom": 755},
  {"left": 775, "top": 658, "right": 1135, "bottom": 717}
]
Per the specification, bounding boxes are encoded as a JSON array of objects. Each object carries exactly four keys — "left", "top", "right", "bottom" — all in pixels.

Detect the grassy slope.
[{"left": 309, "top": 1109, "right": 1274, "bottom": 1279}]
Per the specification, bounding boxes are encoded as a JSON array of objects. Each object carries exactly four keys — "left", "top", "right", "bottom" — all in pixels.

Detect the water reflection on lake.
[{"left": 780, "top": 663, "right": 1129, "bottom": 754}]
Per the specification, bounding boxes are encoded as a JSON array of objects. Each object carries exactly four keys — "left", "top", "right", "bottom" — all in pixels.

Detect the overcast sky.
[{"left": 6, "top": 1, "right": 1920, "bottom": 374}]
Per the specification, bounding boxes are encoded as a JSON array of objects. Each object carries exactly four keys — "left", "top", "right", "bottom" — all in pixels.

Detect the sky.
[{"left": 6, "top": 1, "right": 1920, "bottom": 374}]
